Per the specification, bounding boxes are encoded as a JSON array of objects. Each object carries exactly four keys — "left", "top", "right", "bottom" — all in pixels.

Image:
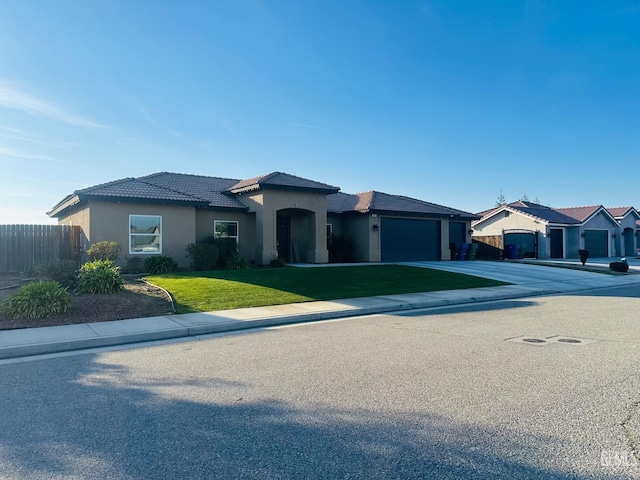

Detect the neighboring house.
[
  {"left": 48, "top": 171, "right": 478, "bottom": 268},
  {"left": 607, "top": 207, "right": 640, "bottom": 257},
  {"left": 472, "top": 201, "right": 630, "bottom": 259}
]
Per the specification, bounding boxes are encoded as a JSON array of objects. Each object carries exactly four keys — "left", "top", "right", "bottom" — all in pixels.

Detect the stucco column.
[{"left": 307, "top": 211, "right": 329, "bottom": 263}]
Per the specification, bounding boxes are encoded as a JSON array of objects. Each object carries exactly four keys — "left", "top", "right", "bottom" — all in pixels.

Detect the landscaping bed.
[{"left": 0, "top": 275, "right": 173, "bottom": 330}]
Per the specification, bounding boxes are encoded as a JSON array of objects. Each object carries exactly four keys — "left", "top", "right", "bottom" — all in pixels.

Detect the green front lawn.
[{"left": 147, "top": 265, "right": 508, "bottom": 314}]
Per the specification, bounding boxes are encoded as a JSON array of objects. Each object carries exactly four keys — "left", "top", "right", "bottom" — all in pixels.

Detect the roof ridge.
[
  {"left": 76, "top": 177, "right": 136, "bottom": 194},
  {"left": 135, "top": 176, "right": 210, "bottom": 203},
  {"left": 139, "top": 171, "right": 241, "bottom": 183}
]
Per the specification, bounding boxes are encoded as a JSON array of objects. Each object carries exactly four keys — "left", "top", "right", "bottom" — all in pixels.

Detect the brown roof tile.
[{"left": 228, "top": 172, "right": 339, "bottom": 194}]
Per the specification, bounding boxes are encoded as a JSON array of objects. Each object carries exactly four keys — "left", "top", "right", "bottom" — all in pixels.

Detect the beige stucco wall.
[
  {"left": 57, "top": 203, "right": 91, "bottom": 252},
  {"left": 195, "top": 209, "right": 256, "bottom": 262},
  {"left": 87, "top": 201, "right": 196, "bottom": 269},
  {"left": 473, "top": 209, "right": 550, "bottom": 259},
  {"left": 473, "top": 210, "right": 545, "bottom": 235},
  {"left": 238, "top": 189, "right": 330, "bottom": 264},
  {"left": 341, "top": 214, "right": 374, "bottom": 262}
]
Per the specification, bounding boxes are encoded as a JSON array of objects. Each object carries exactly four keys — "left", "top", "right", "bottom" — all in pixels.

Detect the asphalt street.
[{"left": 1, "top": 284, "right": 639, "bottom": 479}]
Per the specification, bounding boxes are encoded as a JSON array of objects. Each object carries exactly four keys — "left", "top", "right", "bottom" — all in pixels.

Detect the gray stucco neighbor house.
[
  {"left": 48, "top": 171, "right": 478, "bottom": 268},
  {"left": 472, "top": 201, "right": 638, "bottom": 259}
]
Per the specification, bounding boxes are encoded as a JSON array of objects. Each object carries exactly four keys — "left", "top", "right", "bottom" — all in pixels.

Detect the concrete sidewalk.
[{"left": 2, "top": 262, "right": 640, "bottom": 360}]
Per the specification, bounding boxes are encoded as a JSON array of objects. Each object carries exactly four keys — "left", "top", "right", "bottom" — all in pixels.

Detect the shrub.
[
  {"left": 186, "top": 238, "right": 219, "bottom": 271},
  {"left": 38, "top": 259, "right": 79, "bottom": 288},
  {"left": 144, "top": 255, "right": 179, "bottom": 274},
  {"left": 1, "top": 281, "right": 71, "bottom": 319},
  {"left": 328, "top": 235, "right": 357, "bottom": 263},
  {"left": 226, "top": 255, "right": 250, "bottom": 271},
  {"left": 87, "top": 241, "right": 121, "bottom": 262},
  {"left": 214, "top": 237, "right": 238, "bottom": 267},
  {"left": 578, "top": 249, "right": 589, "bottom": 266},
  {"left": 76, "top": 259, "right": 124, "bottom": 294},
  {"left": 185, "top": 236, "right": 238, "bottom": 270},
  {"left": 270, "top": 256, "right": 286, "bottom": 268},
  {"left": 609, "top": 260, "right": 629, "bottom": 273}
]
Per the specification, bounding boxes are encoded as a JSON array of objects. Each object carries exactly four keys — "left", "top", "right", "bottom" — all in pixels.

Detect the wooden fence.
[
  {"left": 472, "top": 236, "right": 504, "bottom": 260},
  {"left": 0, "top": 225, "right": 82, "bottom": 273}
]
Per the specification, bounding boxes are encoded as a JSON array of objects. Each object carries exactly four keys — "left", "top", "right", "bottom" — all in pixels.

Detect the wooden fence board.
[
  {"left": 472, "top": 236, "right": 504, "bottom": 260},
  {"left": 0, "top": 225, "right": 81, "bottom": 273}
]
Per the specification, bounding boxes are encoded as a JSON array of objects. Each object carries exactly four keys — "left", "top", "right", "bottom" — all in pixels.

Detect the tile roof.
[
  {"left": 328, "top": 191, "right": 478, "bottom": 219},
  {"left": 139, "top": 172, "right": 247, "bottom": 209},
  {"left": 606, "top": 206, "right": 636, "bottom": 218},
  {"left": 327, "top": 192, "right": 374, "bottom": 213},
  {"left": 61, "top": 173, "right": 249, "bottom": 211},
  {"left": 504, "top": 201, "right": 582, "bottom": 224},
  {"left": 554, "top": 205, "right": 602, "bottom": 223},
  {"left": 228, "top": 172, "right": 339, "bottom": 194},
  {"left": 76, "top": 177, "right": 207, "bottom": 203}
]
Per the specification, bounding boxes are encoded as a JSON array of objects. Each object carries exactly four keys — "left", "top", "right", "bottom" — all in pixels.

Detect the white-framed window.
[
  {"left": 326, "top": 224, "right": 333, "bottom": 247},
  {"left": 214, "top": 220, "right": 239, "bottom": 243},
  {"left": 129, "top": 215, "right": 162, "bottom": 254}
]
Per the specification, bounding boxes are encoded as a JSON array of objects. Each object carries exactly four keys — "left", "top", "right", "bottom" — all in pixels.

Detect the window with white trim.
[
  {"left": 326, "top": 223, "right": 333, "bottom": 248},
  {"left": 129, "top": 215, "right": 162, "bottom": 254},
  {"left": 214, "top": 220, "right": 239, "bottom": 243}
]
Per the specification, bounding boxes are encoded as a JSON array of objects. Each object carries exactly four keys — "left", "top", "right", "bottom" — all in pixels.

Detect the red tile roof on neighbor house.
[
  {"left": 606, "top": 206, "right": 636, "bottom": 218},
  {"left": 227, "top": 171, "right": 340, "bottom": 194},
  {"left": 554, "top": 205, "right": 604, "bottom": 223},
  {"left": 328, "top": 191, "right": 478, "bottom": 219}
]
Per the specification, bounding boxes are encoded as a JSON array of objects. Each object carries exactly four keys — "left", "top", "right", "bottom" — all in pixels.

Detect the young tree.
[{"left": 495, "top": 189, "right": 507, "bottom": 207}]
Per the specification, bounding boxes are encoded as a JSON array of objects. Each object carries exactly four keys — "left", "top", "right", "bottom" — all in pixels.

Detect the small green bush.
[
  {"left": 609, "top": 260, "right": 629, "bottom": 273},
  {"left": 1, "top": 281, "right": 71, "bottom": 319},
  {"left": 214, "top": 237, "right": 238, "bottom": 267},
  {"left": 185, "top": 236, "right": 238, "bottom": 270},
  {"left": 144, "top": 255, "right": 178, "bottom": 274},
  {"left": 186, "top": 238, "right": 219, "bottom": 271},
  {"left": 226, "top": 255, "right": 250, "bottom": 270},
  {"left": 76, "top": 259, "right": 124, "bottom": 294},
  {"left": 269, "top": 256, "right": 286, "bottom": 268},
  {"left": 87, "top": 241, "right": 121, "bottom": 262},
  {"left": 578, "top": 249, "right": 589, "bottom": 266},
  {"left": 328, "top": 235, "right": 357, "bottom": 263},
  {"left": 38, "top": 259, "right": 79, "bottom": 288}
]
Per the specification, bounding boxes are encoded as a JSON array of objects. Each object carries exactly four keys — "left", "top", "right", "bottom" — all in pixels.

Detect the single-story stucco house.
[
  {"left": 48, "top": 171, "right": 478, "bottom": 268},
  {"left": 472, "top": 201, "right": 639, "bottom": 259}
]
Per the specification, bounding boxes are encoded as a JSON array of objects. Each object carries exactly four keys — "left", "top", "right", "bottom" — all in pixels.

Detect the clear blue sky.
[{"left": 1, "top": 1, "right": 639, "bottom": 224}]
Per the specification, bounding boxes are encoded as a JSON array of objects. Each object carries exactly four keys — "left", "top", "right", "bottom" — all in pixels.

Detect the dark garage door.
[
  {"left": 503, "top": 232, "right": 536, "bottom": 258},
  {"left": 584, "top": 230, "right": 608, "bottom": 257},
  {"left": 381, "top": 218, "right": 441, "bottom": 262}
]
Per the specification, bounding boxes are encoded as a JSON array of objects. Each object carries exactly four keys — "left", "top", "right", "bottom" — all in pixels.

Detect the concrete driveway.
[{"left": 401, "top": 260, "right": 640, "bottom": 292}]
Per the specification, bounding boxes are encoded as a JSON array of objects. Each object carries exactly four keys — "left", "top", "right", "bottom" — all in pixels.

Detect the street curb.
[
  {"left": 0, "top": 288, "right": 559, "bottom": 361},
  {"left": 7, "top": 275, "right": 639, "bottom": 361}
]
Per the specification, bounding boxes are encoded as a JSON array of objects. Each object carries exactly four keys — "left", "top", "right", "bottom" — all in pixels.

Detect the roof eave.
[
  {"left": 47, "top": 194, "right": 82, "bottom": 218},
  {"left": 370, "top": 209, "right": 478, "bottom": 220}
]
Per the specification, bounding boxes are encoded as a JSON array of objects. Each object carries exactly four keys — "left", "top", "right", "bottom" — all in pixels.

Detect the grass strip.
[{"left": 147, "top": 265, "right": 508, "bottom": 314}]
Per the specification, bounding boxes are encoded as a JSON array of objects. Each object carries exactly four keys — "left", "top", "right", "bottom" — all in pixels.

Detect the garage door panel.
[
  {"left": 381, "top": 218, "right": 441, "bottom": 262},
  {"left": 584, "top": 230, "right": 608, "bottom": 257}
]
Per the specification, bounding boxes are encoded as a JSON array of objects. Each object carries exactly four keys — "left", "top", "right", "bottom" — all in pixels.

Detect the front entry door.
[
  {"left": 277, "top": 215, "right": 291, "bottom": 262},
  {"left": 549, "top": 229, "right": 564, "bottom": 258}
]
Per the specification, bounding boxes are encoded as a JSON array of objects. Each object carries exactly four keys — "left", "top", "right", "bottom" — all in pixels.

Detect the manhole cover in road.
[
  {"left": 547, "top": 336, "right": 596, "bottom": 346},
  {"left": 522, "top": 338, "right": 546, "bottom": 344}
]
